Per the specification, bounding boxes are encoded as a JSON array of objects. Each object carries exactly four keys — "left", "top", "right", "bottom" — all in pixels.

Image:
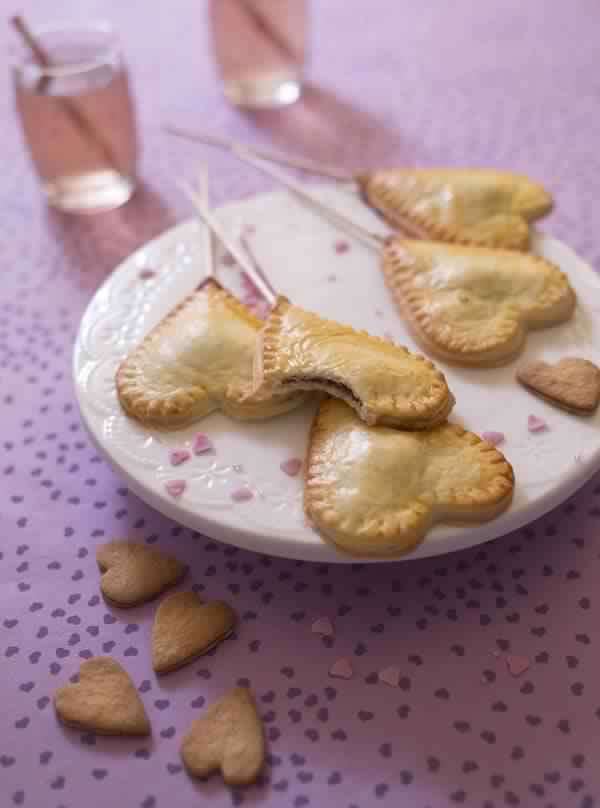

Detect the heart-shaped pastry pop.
[
  {"left": 382, "top": 240, "right": 576, "bottom": 366},
  {"left": 252, "top": 296, "right": 454, "bottom": 428},
  {"left": 96, "top": 540, "right": 186, "bottom": 608},
  {"left": 116, "top": 279, "right": 306, "bottom": 430},
  {"left": 305, "top": 398, "right": 515, "bottom": 557},
  {"left": 54, "top": 657, "right": 150, "bottom": 736},
  {"left": 152, "top": 591, "right": 237, "bottom": 674},
  {"left": 516, "top": 357, "right": 600, "bottom": 414},
  {"left": 359, "top": 168, "right": 553, "bottom": 251},
  {"left": 180, "top": 687, "right": 264, "bottom": 786},
  {"left": 164, "top": 130, "right": 551, "bottom": 252}
]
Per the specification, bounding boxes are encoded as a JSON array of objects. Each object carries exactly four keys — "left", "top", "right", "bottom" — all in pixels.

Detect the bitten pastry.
[
  {"left": 250, "top": 296, "right": 455, "bottom": 428},
  {"left": 358, "top": 168, "right": 553, "bottom": 251},
  {"left": 181, "top": 688, "right": 264, "bottom": 786},
  {"left": 382, "top": 240, "right": 576, "bottom": 367},
  {"left": 54, "top": 657, "right": 151, "bottom": 736},
  {"left": 305, "top": 398, "right": 515, "bottom": 557},
  {"left": 517, "top": 357, "right": 600, "bottom": 415},
  {"left": 116, "top": 279, "right": 307, "bottom": 429}
]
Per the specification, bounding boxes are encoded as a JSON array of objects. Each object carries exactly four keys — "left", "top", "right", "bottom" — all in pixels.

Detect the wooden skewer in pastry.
[
  {"left": 183, "top": 146, "right": 576, "bottom": 368},
  {"left": 116, "top": 169, "right": 307, "bottom": 429},
  {"left": 164, "top": 125, "right": 354, "bottom": 183},
  {"left": 186, "top": 185, "right": 455, "bottom": 430},
  {"left": 164, "top": 126, "right": 553, "bottom": 252}
]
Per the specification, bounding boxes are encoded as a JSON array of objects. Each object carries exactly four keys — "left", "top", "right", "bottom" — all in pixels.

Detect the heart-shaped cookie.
[
  {"left": 305, "top": 398, "right": 515, "bottom": 557},
  {"left": 382, "top": 240, "right": 576, "bottom": 366},
  {"left": 517, "top": 358, "right": 600, "bottom": 414},
  {"left": 251, "top": 295, "right": 455, "bottom": 428},
  {"left": 54, "top": 657, "right": 150, "bottom": 736},
  {"left": 152, "top": 591, "right": 237, "bottom": 674},
  {"left": 180, "top": 687, "right": 264, "bottom": 785},
  {"left": 358, "top": 168, "right": 552, "bottom": 250},
  {"left": 96, "top": 541, "right": 186, "bottom": 608},
  {"left": 116, "top": 279, "right": 307, "bottom": 430}
]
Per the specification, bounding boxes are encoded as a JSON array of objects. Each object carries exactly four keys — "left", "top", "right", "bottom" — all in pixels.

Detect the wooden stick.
[
  {"left": 230, "top": 146, "right": 384, "bottom": 251},
  {"left": 11, "top": 14, "right": 122, "bottom": 174},
  {"left": 180, "top": 180, "right": 277, "bottom": 306},
  {"left": 239, "top": 234, "right": 278, "bottom": 301},
  {"left": 195, "top": 166, "right": 215, "bottom": 278},
  {"left": 164, "top": 124, "right": 354, "bottom": 184}
]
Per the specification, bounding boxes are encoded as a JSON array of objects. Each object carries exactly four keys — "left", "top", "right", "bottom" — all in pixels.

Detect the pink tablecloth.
[{"left": 1, "top": 1, "right": 599, "bottom": 806}]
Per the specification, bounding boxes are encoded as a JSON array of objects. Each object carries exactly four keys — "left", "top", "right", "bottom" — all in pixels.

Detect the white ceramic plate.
[{"left": 74, "top": 186, "right": 600, "bottom": 562}]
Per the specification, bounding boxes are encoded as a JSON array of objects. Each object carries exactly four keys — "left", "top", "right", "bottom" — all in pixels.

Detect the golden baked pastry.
[
  {"left": 358, "top": 168, "right": 552, "bottom": 250},
  {"left": 250, "top": 296, "right": 455, "bottom": 428},
  {"left": 382, "top": 240, "right": 576, "bottom": 367},
  {"left": 116, "top": 279, "right": 307, "bottom": 429},
  {"left": 305, "top": 398, "right": 515, "bottom": 557}
]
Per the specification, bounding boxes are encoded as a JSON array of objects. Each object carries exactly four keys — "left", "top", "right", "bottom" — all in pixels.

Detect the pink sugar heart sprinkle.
[
  {"left": 481, "top": 431, "right": 505, "bottom": 447},
  {"left": 250, "top": 300, "right": 271, "bottom": 320},
  {"left": 165, "top": 480, "right": 186, "bottom": 499},
  {"left": 192, "top": 433, "right": 213, "bottom": 455},
  {"left": 241, "top": 271, "right": 261, "bottom": 298},
  {"left": 311, "top": 617, "right": 334, "bottom": 637},
  {"left": 528, "top": 415, "right": 548, "bottom": 433},
  {"left": 221, "top": 252, "right": 236, "bottom": 268},
  {"left": 231, "top": 486, "right": 254, "bottom": 503},
  {"left": 378, "top": 665, "right": 401, "bottom": 687},
  {"left": 169, "top": 449, "right": 191, "bottom": 467},
  {"left": 334, "top": 240, "right": 350, "bottom": 254},
  {"left": 506, "top": 654, "right": 530, "bottom": 677},
  {"left": 280, "top": 457, "right": 302, "bottom": 477},
  {"left": 138, "top": 268, "right": 156, "bottom": 280},
  {"left": 329, "top": 658, "right": 353, "bottom": 680}
]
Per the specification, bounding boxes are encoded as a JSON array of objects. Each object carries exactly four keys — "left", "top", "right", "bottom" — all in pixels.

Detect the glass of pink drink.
[
  {"left": 14, "top": 22, "right": 138, "bottom": 213},
  {"left": 210, "top": 0, "right": 308, "bottom": 109}
]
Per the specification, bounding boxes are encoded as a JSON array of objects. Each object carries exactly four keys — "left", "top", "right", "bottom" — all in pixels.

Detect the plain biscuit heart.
[
  {"left": 517, "top": 357, "right": 600, "bottom": 415},
  {"left": 151, "top": 591, "right": 237, "bottom": 674},
  {"left": 96, "top": 540, "right": 186, "bottom": 608},
  {"left": 180, "top": 687, "right": 264, "bottom": 786},
  {"left": 53, "top": 657, "right": 150, "bottom": 736}
]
